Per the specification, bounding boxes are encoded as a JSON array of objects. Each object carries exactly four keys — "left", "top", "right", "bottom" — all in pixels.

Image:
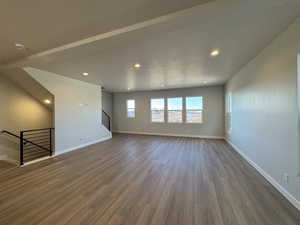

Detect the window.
[
  {"left": 151, "top": 98, "right": 165, "bottom": 122},
  {"left": 298, "top": 54, "right": 300, "bottom": 175},
  {"left": 226, "top": 93, "right": 232, "bottom": 133},
  {"left": 186, "top": 97, "right": 203, "bottom": 123},
  {"left": 167, "top": 97, "right": 183, "bottom": 123},
  {"left": 127, "top": 99, "right": 135, "bottom": 118}
]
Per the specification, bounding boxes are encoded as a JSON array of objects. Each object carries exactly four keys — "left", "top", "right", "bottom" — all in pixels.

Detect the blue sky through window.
[
  {"left": 167, "top": 98, "right": 182, "bottom": 110},
  {"left": 186, "top": 97, "right": 203, "bottom": 110},
  {"left": 151, "top": 99, "right": 164, "bottom": 110}
]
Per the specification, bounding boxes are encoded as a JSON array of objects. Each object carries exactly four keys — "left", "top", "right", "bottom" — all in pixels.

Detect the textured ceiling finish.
[
  {"left": 0, "top": 0, "right": 212, "bottom": 64},
  {"left": 1, "top": 0, "right": 300, "bottom": 92}
]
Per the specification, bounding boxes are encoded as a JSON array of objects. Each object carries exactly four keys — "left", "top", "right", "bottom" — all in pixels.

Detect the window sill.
[
  {"left": 186, "top": 122, "right": 203, "bottom": 124},
  {"left": 150, "top": 122, "right": 204, "bottom": 124}
]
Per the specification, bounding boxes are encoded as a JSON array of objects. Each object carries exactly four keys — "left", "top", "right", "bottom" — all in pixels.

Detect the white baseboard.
[
  {"left": 114, "top": 130, "right": 224, "bottom": 139},
  {"left": 22, "top": 156, "right": 51, "bottom": 167},
  {"left": 226, "top": 139, "right": 300, "bottom": 211},
  {"left": 0, "top": 154, "right": 18, "bottom": 165},
  {"left": 55, "top": 135, "right": 112, "bottom": 156},
  {"left": 102, "top": 125, "right": 112, "bottom": 135}
]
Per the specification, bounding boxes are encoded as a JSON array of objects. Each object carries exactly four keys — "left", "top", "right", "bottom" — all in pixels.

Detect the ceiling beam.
[{"left": 0, "top": 1, "right": 216, "bottom": 70}]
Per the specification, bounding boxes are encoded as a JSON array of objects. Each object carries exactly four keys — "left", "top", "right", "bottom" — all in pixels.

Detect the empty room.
[{"left": 0, "top": 0, "right": 300, "bottom": 224}]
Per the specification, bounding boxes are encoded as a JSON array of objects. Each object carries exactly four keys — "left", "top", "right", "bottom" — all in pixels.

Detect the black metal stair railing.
[
  {"left": 102, "top": 110, "right": 111, "bottom": 131},
  {"left": 0, "top": 128, "right": 54, "bottom": 165},
  {"left": 20, "top": 128, "right": 54, "bottom": 165}
]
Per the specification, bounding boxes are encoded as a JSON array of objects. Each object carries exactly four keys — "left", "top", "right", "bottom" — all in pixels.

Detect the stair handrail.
[
  {"left": 21, "top": 128, "right": 54, "bottom": 132},
  {"left": 0, "top": 130, "right": 51, "bottom": 152},
  {"left": 102, "top": 110, "right": 111, "bottom": 131}
]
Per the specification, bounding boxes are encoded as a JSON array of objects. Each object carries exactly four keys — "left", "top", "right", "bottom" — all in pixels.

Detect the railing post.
[
  {"left": 108, "top": 117, "right": 111, "bottom": 131},
  {"left": 20, "top": 131, "right": 24, "bottom": 166},
  {"left": 49, "top": 128, "right": 53, "bottom": 156},
  {"left": 102, "top": 110, "right": 111, "bottom": 131}
]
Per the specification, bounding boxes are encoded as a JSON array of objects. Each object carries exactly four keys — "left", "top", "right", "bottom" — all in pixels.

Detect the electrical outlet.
[{"left": 283, "top": 173, "right": 289, "bottom": 185}]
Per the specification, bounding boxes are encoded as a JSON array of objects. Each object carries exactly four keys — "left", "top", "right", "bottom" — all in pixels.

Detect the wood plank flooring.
[
  {"left": 0, "top": 134, "right": 299, "bottom": 225},
  {"left": 0, "top": 160, "right": 15, "bottom": 171}
]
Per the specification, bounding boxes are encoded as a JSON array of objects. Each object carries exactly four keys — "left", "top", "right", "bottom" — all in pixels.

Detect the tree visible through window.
[
  {"left": 186, "top": 97, "right": 203, "bottom": 123},
  {"left": 151, "top": 98, "right": 165, "bottom": 122},
  {"left": 167, "top": 97, "right": 183, "bottom": 123},
  {"left": 127, "top": 99, "right": 135, "bottom": 118}
]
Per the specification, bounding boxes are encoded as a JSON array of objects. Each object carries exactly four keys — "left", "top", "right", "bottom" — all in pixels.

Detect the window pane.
[
  {"left": 151, "top": 99, "right": 164, "bottom": 122},
  {"left": 127, "top": 99, "right": 135, "bottom": 109},
  {"left": 127, "top": 109, "right": 135, "bottom": 118},
  {"left": 127, "top": 99, "right": 135, "bottom": 118},
  {"left": 228, "top": 93, "right": 232, "bottom": 113},
  {"left": 186, "top": 97, "right": 203, "bottom": 110},
  {"left": 168, "top": 98, "right": 182, "bottom": 123},
  {"left": 168, "top": 110, "right": 182, "bottom": 123},
  {"left": 151, "top": 99, "right": 164, "bottom": 110},
  {"left": 186, "top": 110, "right": 202, "bottom": 123},
  {"left": 151, "top": 110, "right": 164, "bottom": 122},
  {"left": 226, "top": 93, "right": 232, "bottom": 132},
  {"left": 167, "top": 98, "right": 182, "bottom": 110},
  {"left": 186, "top": 97, "right": 203, "bottom": 123}
]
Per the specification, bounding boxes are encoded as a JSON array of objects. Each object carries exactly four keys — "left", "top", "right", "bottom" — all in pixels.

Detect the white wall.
[
  {"left": 226, "top": 18, "right": 300, "bottom": 209},
  {"left": 113, "top": 86, "right": 224, "bottom": 138},
  {"left": 0, "top": 74, "right": 52, "bottom": 163},
  {"left": 25, "top": 67, "right": 111, "bottom": 155},
  {"left": 102, "top": 91, "right": 113, "bottom": 118}
]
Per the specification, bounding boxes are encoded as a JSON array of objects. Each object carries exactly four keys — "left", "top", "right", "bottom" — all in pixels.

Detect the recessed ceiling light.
[
  {"left": 134, "top": 63, "right": 141, "bottom": 68},
  {"left": 44, "top": 99, "right": 51, "bottom": 104},
  {"left": 210, "top": 49, "right": 220, "bottom": 57},
  {"left": 15, "top": 43, "right": 26, "bottom": 50},
  {"left": 82, "top": 72, "right": 89, "bottom": 76}
]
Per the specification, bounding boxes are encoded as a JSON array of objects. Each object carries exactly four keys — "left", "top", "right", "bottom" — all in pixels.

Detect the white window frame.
[
  {"left": 226, "top": 93, "right": 232, "bottom": 133},
  {"left": 167, "top": 97, "right": 183, "bottom": 123},
  {"left": 185, "top": 96, "right": 203, "bottom": 124},
  {"left": 297, "top": 53, "right": 300, "bottom": 176},
  {"left": 150, "top": 98, "right": 165, "bottom": 123},
  {"left": 126, "top": 99, "right": 135, "bottom": 118}
]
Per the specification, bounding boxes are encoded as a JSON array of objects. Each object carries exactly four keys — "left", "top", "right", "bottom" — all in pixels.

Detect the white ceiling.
[
  {"left": 1, "top": 0, "right": 300, "bottom": 92},
  {"left": 0, "top": 0, "right": 211, "bottom": 64}
]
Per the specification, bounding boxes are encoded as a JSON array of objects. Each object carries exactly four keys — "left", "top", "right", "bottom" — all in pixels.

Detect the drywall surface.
[
  {"left": 25, "top": 67, "right": 110, "bottom": 154},
  {"left": 0, "top": 74, "right": 52, "bottom": 163},
  {"left": 113, "top": 85, "right": 224, "bottom": 138},
  {"left": 226, "top": 18, "right": 300, "bottom": 207},
  {"left": 102, "top": 91, "right": 113, "bottom": 118}
]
